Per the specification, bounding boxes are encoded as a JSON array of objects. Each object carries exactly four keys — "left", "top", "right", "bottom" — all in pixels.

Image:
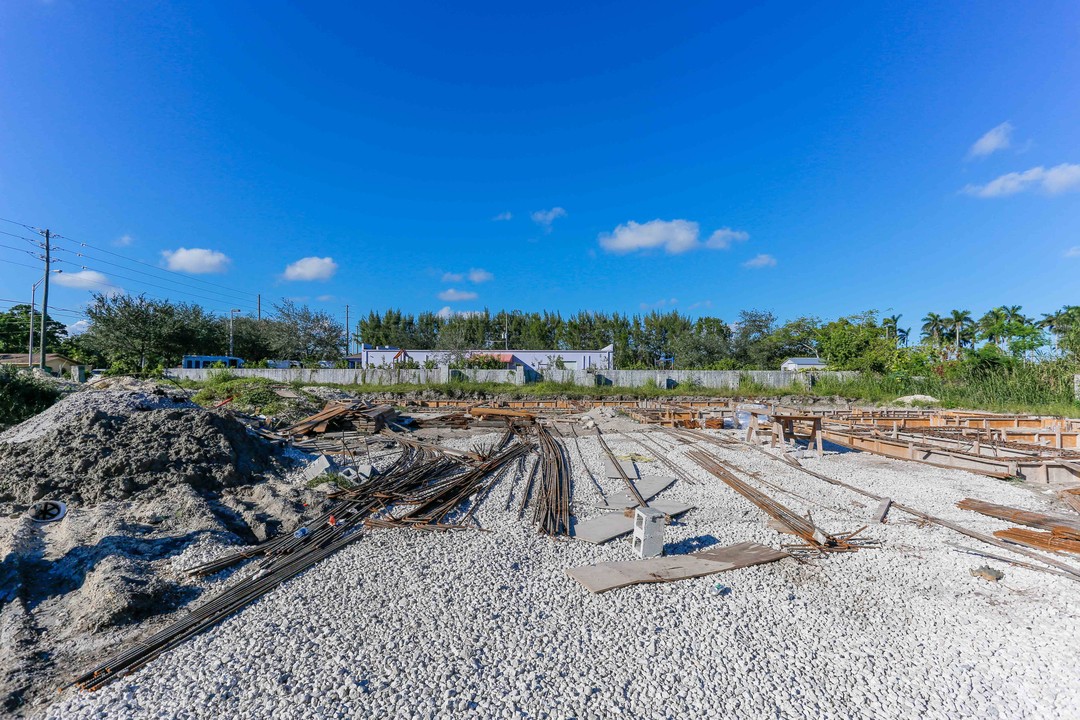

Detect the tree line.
[{"left": 4, "top": 292, "right": 1076, "bottom": 375}]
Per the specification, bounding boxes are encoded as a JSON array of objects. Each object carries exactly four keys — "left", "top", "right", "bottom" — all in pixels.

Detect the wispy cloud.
[
  {"left": 743, "top": 253, "right": 777, "bottom": 269},
  {"left": 968, "top": 121, "right": 1014, "bottom": 159},
  {"left": 599, "top": 219, "right": 751, "bottom": 255},
  {"left": 442, "top": 268, "right": 494, "bottom": 284},
  {"left": 1065, "top": 246, "right": 1080, "bottom": 258},
  {"left": 438, "top": 288, "right": 478, "bottom": 302},
  {"left": 962, "top": 163, "right": 1080, "bottom": 197},
  {"left": 704, "top": 227, "right": 750, "bottom": 249},
  {"left": 283, "top": 256, "right": 338, "bottom": 281},
  {"left": 492, "top": 211, "right": 513, "bottom": 221},
  {"left": 54, "top": 269, "right": 122, "bottom": 292},
  {"left": 316, "top": 294, "right": 335, "bottom": 302},
  {"left": 688, "top": 300, "right": 713, "bottom": 310},
  {"left": 161, "top": 247, "right": 231, "bottom": 274},
  {"left": 436, "top": 306, "right": 454, "bottom": 319},
  {"left": 640, "top": 298, "right": 678, "bottom": 310},
  {"left": 531, "top": 207, "right": 566, "bottom": 231},
  {"left": 114, "top": 234, "right": 134, "bottom": 247}
]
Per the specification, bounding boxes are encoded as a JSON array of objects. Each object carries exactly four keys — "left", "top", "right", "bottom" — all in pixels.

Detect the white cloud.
[
  {"left": 492, "top": 211, "right": 513, "bottom": 221},
  {"left": 1065, "top": 247, "right": 1080, "bottom": 258},
  {"left": 316, "top": 294, "right": 335, "bottom": 302},
  {"left": 599, "top": 219, "right": 700, "bottom": 255},
  {"left": 54, "top": 269, "right": 120, "bottom": 291},
  {"left": 161, "top": 247, "right": 231, "bottom": 274},
  {"left": 468, "top": 268, "right": 494, "bottom": 283},
  {"left": 436, "top": 306, "right": 453, "bottom": 319},
  {"left": 283, "top": 256, "right": 338, "bottom": 281},
  {"left": 743, "top": 253, "right": 777, "bottom": 269},
  {"left": 704, "top": 227, "right": 750, "bottom": 249},
  {"left": 968, "top": 121, "right": 1014, "bottom": 158},
  {"left": 441, "top": 272, "right": 465, "bottom": 282},
  {"left": 114, "top": 234, "right": 134, "bottom": 247},
  {"left": 65, "top": 319, "right": 90, "bottom": 335},
  {"left": 962, "top": 163, "right": 1080, "bottom": 197},
  {"left": 688, "top": 300, "right": 713, "bottom": 310},
  {"left": 640, "top": 298, "right": 678, "bottom": 310},
  {"left": 531, "top": 207, "right": 567, "bottom": 230},
  {"left": 438, "top": 288, "right": 478, "bottom": 302}
]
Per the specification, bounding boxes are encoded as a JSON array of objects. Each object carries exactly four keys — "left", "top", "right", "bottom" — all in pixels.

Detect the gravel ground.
[{"left": 42, "top": 425, "right": 1080, "bottom": 719}]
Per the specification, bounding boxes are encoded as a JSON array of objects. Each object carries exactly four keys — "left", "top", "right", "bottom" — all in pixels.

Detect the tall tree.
[{"left": 948, "top": 309, "right": 974, "bottom": 357}]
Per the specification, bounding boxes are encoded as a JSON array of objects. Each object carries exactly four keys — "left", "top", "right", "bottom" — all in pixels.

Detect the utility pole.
[
  {"left": 28, "top": 277, "right": 44, "bottom": 368},
  {"left": 345, "top": 304, "right": 350, "bottom": 356},
  {"left": 257, "top": 294, "right": 261, "bottom": 321},
  {"left": 229, "top": 309, "right": 240, "bottom": 356},
  {"left": 38, "top": 229, "right": 50, "bottom": 370}
]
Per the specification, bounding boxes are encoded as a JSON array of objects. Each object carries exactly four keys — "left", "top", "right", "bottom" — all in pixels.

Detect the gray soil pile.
[
  {"left": 0, "top": 385, "right": 330, "bottom": 716},
  {"left": 0, "top": 406, "right": 280, "bottom": 508}
]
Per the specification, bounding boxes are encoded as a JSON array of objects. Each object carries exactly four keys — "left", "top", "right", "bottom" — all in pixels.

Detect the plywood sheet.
[
  {"left": 592, "top": 475, "right": 676, "bottom": 509},
  {"left": 566, "top": 542, "right": 788, "bottom": 594}
]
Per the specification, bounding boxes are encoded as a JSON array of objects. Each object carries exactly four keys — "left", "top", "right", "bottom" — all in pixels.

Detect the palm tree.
[
  {"left": 978, "top": 307, "right": 1006, "bottom": 347},
  {"left": 883, "top": 314, "right": 902, "bottom": 342},
  {"left": 921, "top": 313, "right": 945, "bottom": 346},
  {"left": 896, "top": 327, "right": 910, "bottom": 346},
  {"left": 948, "top": 309, "right": 974, "bottom": 357}
]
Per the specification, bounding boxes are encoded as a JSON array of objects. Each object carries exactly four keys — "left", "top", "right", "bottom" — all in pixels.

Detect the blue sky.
[{"left": 1, "top": 0, "right": 1078, "bottom": 336}]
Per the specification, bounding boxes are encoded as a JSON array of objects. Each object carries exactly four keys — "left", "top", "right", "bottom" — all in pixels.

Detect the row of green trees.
[{"left": 4, "top": 293, "right": 1078, "bottom": 375}]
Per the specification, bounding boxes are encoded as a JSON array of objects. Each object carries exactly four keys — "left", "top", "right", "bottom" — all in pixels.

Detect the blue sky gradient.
[{"left": 1, "top": 1, "right": 1078, "bottom": 334}]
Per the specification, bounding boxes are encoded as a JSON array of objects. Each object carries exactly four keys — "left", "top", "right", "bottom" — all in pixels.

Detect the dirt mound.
[
  {"left": 0, "top": 389, "right": 330, "bottom": 715},
  {"left": 0, "top": 406, "right": 280, "bottom": 509}
]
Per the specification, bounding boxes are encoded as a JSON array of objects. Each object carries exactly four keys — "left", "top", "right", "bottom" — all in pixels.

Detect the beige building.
[{"left": 0, "top": 353, "right": 84, "bottom": 375}]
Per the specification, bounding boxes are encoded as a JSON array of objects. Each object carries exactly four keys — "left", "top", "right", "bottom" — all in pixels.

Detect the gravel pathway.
[{"left": 43, "top": 427, "right": 1080, "bottom": 719}]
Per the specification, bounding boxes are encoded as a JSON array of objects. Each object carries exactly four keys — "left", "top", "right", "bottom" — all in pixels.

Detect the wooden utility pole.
[
  {"left": 345, "top": 304, "right": 350, "bottom": 355},
  {"left": 257, "top": 293, "right": 261, "bottom": 321},
  {"left": 38, "top": 229, "right": 50, "bottom": 370}
]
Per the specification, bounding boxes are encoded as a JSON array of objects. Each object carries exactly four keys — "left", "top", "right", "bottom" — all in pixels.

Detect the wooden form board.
[
  {"left": 573, "top": 500, "right": 694, "bottom": 544},
  {"left": 591, "top": 476, "right": 676, "bottom": 509},
  {"left": 566, "top": 542, "right": 788, "bottom": 594}
]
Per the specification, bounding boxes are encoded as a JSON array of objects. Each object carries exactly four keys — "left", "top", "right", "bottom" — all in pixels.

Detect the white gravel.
[{"left": 42, "top": 426, "right": 1080, "bottom": 719}]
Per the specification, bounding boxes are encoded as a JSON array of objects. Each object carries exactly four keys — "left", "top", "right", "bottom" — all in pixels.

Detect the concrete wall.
[
  {"left": 169, "top": 367, "right": 443, "bottom": 385},
  {"left": 169, "top": 365, "right": 857, "bottom": 390}
]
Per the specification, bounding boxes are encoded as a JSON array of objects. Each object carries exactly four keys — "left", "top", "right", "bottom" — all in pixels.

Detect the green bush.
[{"left": 0, "top": 366, "right": 60, "bottom": 427}]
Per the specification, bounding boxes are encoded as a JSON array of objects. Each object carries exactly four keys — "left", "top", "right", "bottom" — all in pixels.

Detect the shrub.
[{"left": 0, "top": 365, "right": 60, "bottom": 427}]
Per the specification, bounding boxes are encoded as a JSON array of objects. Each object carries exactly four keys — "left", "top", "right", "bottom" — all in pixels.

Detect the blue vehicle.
[{"left": 181, "top": 355, "right": 245, "bottom": 369}]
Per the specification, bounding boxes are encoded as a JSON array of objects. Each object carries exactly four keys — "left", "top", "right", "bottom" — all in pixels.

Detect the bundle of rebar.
[
  {"left": 73, "top": 436, "right": 527, "bottom": 691},
  {"left": 687, "top": 448, "right": 872, "bottom": 554},
  {"left": 529, "top": 423, "right": 571, "bottom": 535}
]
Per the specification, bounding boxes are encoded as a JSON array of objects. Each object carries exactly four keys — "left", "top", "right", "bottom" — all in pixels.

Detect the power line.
[
  {"left": 49, "top": 239, "right": 259, "bottom": 306},
  {"left": 51, "top": 259, "right": 261, "bottom": 314},
  {"left": 50, "top": 233, "right": 260, "bottom": 299}
]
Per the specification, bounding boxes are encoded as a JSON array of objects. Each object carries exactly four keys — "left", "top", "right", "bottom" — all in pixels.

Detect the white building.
[
  {"left": 346, "top": 344, "right": 615, "bottom": 372},
  {"left": 780, "top": 357, "right": 828, "bottom": 372}
]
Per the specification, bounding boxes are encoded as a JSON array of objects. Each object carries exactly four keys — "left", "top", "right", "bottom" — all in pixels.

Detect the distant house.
[
  {"left": 346, "top": 344, "right": 615, "bottom": 372},
  {"left": 781, "top": 357, "right": 828, "bottom": 372},
  {"left": 0, "top": 353, "right": 83, "bottom": 375}
]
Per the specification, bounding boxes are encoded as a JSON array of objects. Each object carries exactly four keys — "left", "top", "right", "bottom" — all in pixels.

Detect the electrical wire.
[{"left": 48, "top": 239, "right": 258, "bottom": 307}]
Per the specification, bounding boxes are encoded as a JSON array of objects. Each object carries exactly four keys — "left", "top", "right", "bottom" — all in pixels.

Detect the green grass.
[{"left": 180, "top": 365, "right": 1080, "bottom": 417}]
